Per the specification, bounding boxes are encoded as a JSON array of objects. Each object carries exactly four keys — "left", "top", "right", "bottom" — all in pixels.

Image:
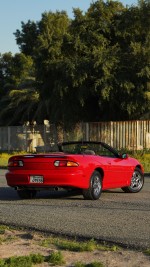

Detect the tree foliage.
[
  {"left": 14, "top": 20, "right": 39, "bottom": 56},
  {"left": 0, "top": 52, "right": 36, "bottom": 125},
  {"left": 0, "top": 0, "right": 149, "bottom": 126}
]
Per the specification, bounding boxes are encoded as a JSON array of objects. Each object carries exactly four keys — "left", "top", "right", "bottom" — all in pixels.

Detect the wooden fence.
[
  {"left": 0, "top": 120, "right": 150, "bottom": 152},
  {"left": 82, "top": 121, "right": 150, "bottom": 150}
]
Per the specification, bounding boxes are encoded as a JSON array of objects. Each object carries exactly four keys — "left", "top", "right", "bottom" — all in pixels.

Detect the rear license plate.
[{"left": 30, "top": 175, "right": 43, "bottom": 183}]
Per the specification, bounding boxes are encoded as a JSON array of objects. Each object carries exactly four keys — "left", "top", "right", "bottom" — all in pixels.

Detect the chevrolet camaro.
[{"left": 5, "top": 141, "right": 144, "bottom": 200}]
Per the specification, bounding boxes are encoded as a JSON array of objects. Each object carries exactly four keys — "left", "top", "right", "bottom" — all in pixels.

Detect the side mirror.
[{"left": 121, "top": 153, "right": 128, "bottom": 159}]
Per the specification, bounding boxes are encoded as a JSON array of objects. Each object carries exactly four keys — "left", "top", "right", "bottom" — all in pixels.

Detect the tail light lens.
[
  {"left": 8, "top": 160, "right": 24, "bottom": 167},
  {"left": 54, "top": 160, "right": 78, "bottom": 167}
]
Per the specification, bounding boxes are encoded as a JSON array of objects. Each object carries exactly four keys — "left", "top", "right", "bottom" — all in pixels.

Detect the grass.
[
  {"left": 0, "top": 235, "right": 16, "bottom": 245},
  {"left": 0, "top": 254, "right": 45, "bottom": 267},
  {"left": 0, "top": 254, "right": 105, "bottom": 267},
  {"left": 41, "top": 238, "right": 98, "bottom": 252},
  {"left": 0, "top": 226, "right": 6, "bottom": 235},
  {"left": 144, "top": 248, "right": 150, "bottom": 256},
  {"left": 40, "top": 236, "right": 120, "bottom": 253},
  {"left": 0, "top": 225, "right": 18, "bottom": 233},
  {"left": 0, "top": 252, "right": 105, "bottom": 267},
  {"left": 46, "top": 251, "right": 65, "bottom": 265}
]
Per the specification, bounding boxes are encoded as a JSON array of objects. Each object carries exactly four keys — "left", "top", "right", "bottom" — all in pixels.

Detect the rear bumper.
[{"left": 5, "top": 169, "right": 89, "bottom": 189}]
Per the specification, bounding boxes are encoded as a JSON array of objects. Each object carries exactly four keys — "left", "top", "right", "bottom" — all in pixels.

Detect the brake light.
[
  {"left": 54, "top": 160, "right": 78, "bottom": 167},
  {"left": 8, "top": 160, "right": 24, "bottom": 167}
]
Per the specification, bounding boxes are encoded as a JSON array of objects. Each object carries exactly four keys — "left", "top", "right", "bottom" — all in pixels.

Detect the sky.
[{"left": 0, "top": 0, "right": 138, "bottom": 55}]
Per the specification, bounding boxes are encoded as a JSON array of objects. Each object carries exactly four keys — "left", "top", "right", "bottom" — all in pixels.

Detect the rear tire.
[
  {"left": 121, "top": 167, "right": 144, "bottom": 193},
  {"left": 17, "top": 190, "right": 37, "bottom": 199},
  {"left": 83, "top": 171, "right": 102, "bottom": 200}
]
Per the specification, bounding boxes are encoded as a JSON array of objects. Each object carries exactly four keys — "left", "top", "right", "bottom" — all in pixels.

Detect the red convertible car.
[{"left": 5, "top": 141, "right": 144, "bottom": 200}]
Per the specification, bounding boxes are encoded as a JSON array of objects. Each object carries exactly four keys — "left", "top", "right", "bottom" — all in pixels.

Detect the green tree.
[
  {"left": 0, "top": 53, "right": 37, "bottom": 125},
  {"left": 61, "top": 1, "right": 125, "bottom": 122},
  {"left": 33, "top": 11, "right": 71, "bottom": 125},
  {"left": 112, "top": 0, "right": 150, "bottom": 119},
  {"left": 0, "top": 52, "right": 14, "bottom": 93},
  {"left": 1, "top": 1, "right": 149, "bottom": 126},
  {"left": 14, "top": 20, "right": 38, "bottom": 56}
]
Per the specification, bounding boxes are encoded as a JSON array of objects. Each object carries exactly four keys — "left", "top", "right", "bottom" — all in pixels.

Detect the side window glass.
[{"left": 98, "top": 145, "right": 117, "bottom": 158}]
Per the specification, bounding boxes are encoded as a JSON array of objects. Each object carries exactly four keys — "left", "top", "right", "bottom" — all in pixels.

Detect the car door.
[
  {"left": 104, "top": 156, "right": 130, "bottom": 187},
  {"left": 97, "top": 143, "right": 129, "bottom": 188}
]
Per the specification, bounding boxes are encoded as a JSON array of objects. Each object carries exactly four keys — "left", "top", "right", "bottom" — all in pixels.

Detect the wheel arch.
[
  {"left": 135, "top": 164, "right": 144, "bottom": 174},
  {"left": 94, "top": 167, "right": 104, "bottom": 180},
  {"left": 136, "top": 164, "right": 142, "bottom": 170}
]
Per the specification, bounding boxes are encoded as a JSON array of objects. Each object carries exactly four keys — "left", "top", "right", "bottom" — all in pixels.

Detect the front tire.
[
  {"left": 122, "top": 167, "right": 144, "bottom": 193},
  {"left": 17, "top": 189, "right": 37, "bottom": 199},
  {"left": 83, "top": 171, "right": 102, "bottom": 200}
]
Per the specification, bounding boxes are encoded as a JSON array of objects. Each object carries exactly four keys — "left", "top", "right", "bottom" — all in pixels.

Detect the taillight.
[
  {"left": 8, "top": 160, "right": 24, "bottom": 167},
  {"left": 54, "top": 160, "right": 78, "bottom": 167}
]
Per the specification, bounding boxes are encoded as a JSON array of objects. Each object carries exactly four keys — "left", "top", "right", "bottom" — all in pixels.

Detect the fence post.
[
  {"left": 8, "top": 126, "right": 11, "bottom": 152},
  {"left": 136, "top": 120, "right": 139, "bottom": 150},
  {"left": 85, "top": 123, "right": 89, "bottom": 141},
  {"left": 110, "top": 121, "right": 113, "bottom": 147},
  {"left": 25, "top": 126, "right": 28, "bottom": 152}
]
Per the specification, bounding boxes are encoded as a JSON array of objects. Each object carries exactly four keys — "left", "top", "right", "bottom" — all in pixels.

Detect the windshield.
[{"left": 59, "top": 142, "right": 119, "bottom": 158}]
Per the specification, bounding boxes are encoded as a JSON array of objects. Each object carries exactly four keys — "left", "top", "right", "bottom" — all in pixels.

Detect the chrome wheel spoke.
[
  {"left": 131, "top": 171, "right": 142, "bottom": 190},
  {"left": 93, "top": 176, "right": 101, "bottom": 195}
]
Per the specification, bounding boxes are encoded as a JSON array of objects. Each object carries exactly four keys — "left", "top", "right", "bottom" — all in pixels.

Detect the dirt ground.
[{"left": 0, "top": 228, "right": 150, "bottom": 267}]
